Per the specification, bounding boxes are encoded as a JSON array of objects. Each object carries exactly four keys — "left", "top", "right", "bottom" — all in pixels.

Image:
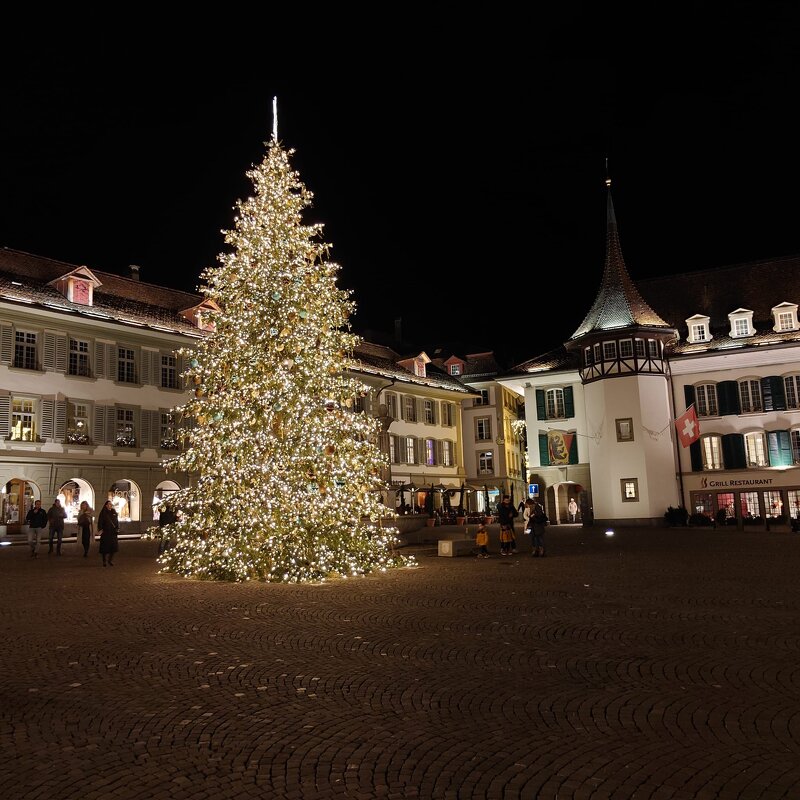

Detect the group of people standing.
[
  {"left": 475, "top": 494, "right": 549, "bottom": 557},
  {"left": 24, "top": 498, "right": 120, "bottom": 565}
]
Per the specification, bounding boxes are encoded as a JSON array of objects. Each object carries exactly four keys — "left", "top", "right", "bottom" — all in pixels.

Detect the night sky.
[{"left": 3, "top": 6, "right": 800, "bottom": 368}]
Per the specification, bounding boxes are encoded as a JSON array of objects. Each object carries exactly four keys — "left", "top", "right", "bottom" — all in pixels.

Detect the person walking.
[
  {"left": 568, "top": 497, "right": 578, "bottom": 523},
  {"left": 46, "top": 498, "right": 67, "bottom": 556},
  {"left": 529, "top": 499, "right": 548, "bottom": 557},
  {"left": 97, "top": 499, "right": 120, "bottom": 567},
  {"left": 497, "top": 494, "right": 518, "bottom": 555},
  {"left": 157, "top": 502, "right": 178, "bottom": 556},
  {"left": 77, "top": 500, "right": 94, "bottom": 558},
  {"left": 475, "top": 522, "right": 490, "bottom": 558},
  {"left": 24, "top": 499, "right": 48, "bottom": 558}
]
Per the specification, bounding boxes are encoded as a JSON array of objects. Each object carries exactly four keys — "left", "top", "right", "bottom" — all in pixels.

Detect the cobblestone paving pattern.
[{"left": 1, "top": 525, "right": 799, "bottom": 799}]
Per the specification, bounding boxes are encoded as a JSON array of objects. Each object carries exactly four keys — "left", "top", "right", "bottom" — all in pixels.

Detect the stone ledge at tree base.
[{"left": 437, "top": 539, "right": 475, "bottom": 557}]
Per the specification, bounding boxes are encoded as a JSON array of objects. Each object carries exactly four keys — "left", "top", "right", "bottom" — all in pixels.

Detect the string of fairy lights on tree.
[{"left": 151, "top": 101, "right": 413, "bottom": 583}]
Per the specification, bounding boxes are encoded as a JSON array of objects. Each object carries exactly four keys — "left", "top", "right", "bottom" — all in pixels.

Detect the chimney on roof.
[
  {"left": 129, "top": 264, "right": 141, "bottom": 281},
  {"left": 394, "top": 317, "right": 402, "bottom": 342}
]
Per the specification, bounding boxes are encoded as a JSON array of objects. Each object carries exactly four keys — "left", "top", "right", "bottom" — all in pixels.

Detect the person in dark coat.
[
  {"left": 77, "top": 500, "right": 94, "bottom": 558},
  {"left": 157, "top": 502, "right": 178, "bottom": 556},
  {"left": 25, "top": 499, "right": 48, "bottom": 558},
  {"left": 97, "top": 499, "right": 120, "bottom": 567},
  {"left": 497, "top": 494, "right": 519, "bottom": 555},
  {"left": 46, "top": 499, "right": 67, "bottom": 556}
]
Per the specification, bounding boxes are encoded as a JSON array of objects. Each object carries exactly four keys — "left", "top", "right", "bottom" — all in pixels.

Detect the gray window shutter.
[
  {"left": 435, "top": 440, "right": 443, "bottom": 464},
  {"left": 151, "top": 410, "right": 161, "bottom": 447},
  {"left": 105, "top": 407, "right": 116, "bottom": 445},
  {"left": 41, "top": 399, "right": 55, "bottom": 439},
  {"left": 95, "top": 342, "right": 111, "bottom": 379},
  {"left": 43, "top": 332, "right": 68, "bottom": 372},
  {"left": 141, "top": 350, "right": 156, "bottom": 386},
  {"left": 140, "top": 409, "right": 160, "bottom": 448},
  {"left": 0, "top": 395, "right": 11, "bottom": 437},
  {"left": 54, "top": 400, "right": 67, "bottom": 441},
  {"left": 0, "top": 323, "right": 12, "bottom": 365},
  {"left": 93, "top": 406, "right": 106, "bottom": 444}
]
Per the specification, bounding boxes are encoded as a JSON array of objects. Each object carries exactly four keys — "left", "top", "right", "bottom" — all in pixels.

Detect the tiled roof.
[
  {"left": 637, "top": 253, "right": 800, "bottom": 333},
  {"left": 351, "top": 342, "right": 472, "bottom": 393},
  {"left": 570, "top": 191, "right": 673, "bottom": 340},
  {"left": 0, "top": 247, "right": 205, "bottom": 335},
  {"left": 511, "top": 346, "right": 579, "bottom": 374}
]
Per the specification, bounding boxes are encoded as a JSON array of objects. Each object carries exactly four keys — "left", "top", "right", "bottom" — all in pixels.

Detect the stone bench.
[{"left": 438, "top": 539, "right": 475, "bottom": 557}]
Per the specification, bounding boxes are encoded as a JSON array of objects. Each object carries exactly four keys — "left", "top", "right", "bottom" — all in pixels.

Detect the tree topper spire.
[{"left": 272, "top": 96, "right": 278, "bottom": 142}]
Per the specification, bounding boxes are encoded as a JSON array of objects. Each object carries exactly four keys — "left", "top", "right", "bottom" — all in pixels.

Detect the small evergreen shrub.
[{"left": 664, "top": 506, "right": 689, "bottom": 526}]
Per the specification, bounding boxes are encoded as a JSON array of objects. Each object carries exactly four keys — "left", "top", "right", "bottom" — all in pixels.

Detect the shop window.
[
  {"left": 784, "top": 375, "right": 800, "bottom": 409},
  {"left": 67, "top": 402, "right": 90, "bottom": 445},
  {"left": 478, "top": 451, "right": 494, "bottom": 475},
  {"left": 14, "top": 330, "right": 37, "bottom": 370},
  {"left": 695, "top": 384, "right": 718, "bottom": 417},
  {"left": 615, "top": 418, "right": 634, "bottom": 442},
  {"left": 441, "top": 440, "right": 453, "bottom": 467},
  {"left": 744, "top": 432, "right": 768, "bottom": 467},
  {"left": 764, "top": 490, "right": 784, "bottom": 521},
  {"left": 476, "top": 417, "right": 492, "bottom": 441},
  {"left": 545, "top": 388, "right": 565, "bottom": 419},
  {"left": 161, "top": 354, "right": 177, "bottom": 389},
  {"left": 739, "top": 379, "right": 763, "bottom": 413},
  {"left": 701, "top": 435, "right": 724, "bottom": 470},
  {"left": 160, "top": 412, "right": 179, "bottom": 450},
  {"left": 108, "top": 479, "right": 141, "bottom": 522},
  {"left": 620, "top": 478, "right": 639, "bottom": 502},
  {"left": 11, "top": 398, "right": 36, "bottom": 441},
  {"left": 422, "top": 438, "right": 435, "bottom": 466},
  {"left": 404, "top": 437, "right": 416, "bottom": 464},
  {"left": 116, "top": 408, "right": 136, "bottom": 447},
  {"left": 69, "top": 338, "right": 91, "bottom": 377},
  {"left": 740, "top": 491, "right": 761, "bottom": 524}
]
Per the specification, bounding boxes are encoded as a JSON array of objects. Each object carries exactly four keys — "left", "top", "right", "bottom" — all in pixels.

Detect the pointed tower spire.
[{"left": 569, "top": 173, "right": 670, "bottom": 340}]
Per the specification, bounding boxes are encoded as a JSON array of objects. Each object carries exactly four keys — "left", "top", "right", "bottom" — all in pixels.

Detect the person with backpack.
[{"left": 527, "top": 499, "right": 548, "bottom": 557}]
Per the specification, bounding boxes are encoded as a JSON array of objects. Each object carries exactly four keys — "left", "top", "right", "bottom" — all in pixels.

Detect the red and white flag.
[{"left": 675, "top": 405, "right": 700, "bottom": 448}]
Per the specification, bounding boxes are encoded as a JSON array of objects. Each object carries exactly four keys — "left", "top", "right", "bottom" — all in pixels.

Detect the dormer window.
[
  {"left": 728, "top": 308, "right": 755, "bottom": 338},
  {"left": 180, "top": 299, "right": 220, "bottom": 331},
  {"left": 69, "top": 278, "right": 92, "bottom": 305},
  {"left": 414, "top": 358, "right": 426, "bottom": 377},
  {"left": 686, "top": 314, "right": 711, "bottom": 344},
  {"left": 449, "top": 364, "right": 461, "bottom": 376},
  {"left": 772, "top": 301, "right": 799, "bottom": 333},
  {"left": 49, "top": 267, "right": 101, "bottom": 307}
]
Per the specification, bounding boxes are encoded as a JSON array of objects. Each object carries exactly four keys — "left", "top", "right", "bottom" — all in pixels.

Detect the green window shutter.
[
  {"left": 564, "top": 386, "right": 574, "bottom": 418},
  {"left": 767, "top": 430, "right": 793, "bottom": 466},
  {"left": 762, "top": 376, "right": 786, "bottom": 411},
  {"left": 717, "top": 381, "right": 740, "bottom": 415},
  {"left": 568, "top": 431, "right": 578, "bottom": 464},
  {"left": 689, "top": 440, "right": 703, "bottom": 471},
  {"left": 536, "top": 389, "right": 545, "bottom": 420},
  {"left": 538, "top": 432, "right": 549, "bottom": 466},
  {"left": 722, "top": 433, "right": 746, "bottom": 468}
]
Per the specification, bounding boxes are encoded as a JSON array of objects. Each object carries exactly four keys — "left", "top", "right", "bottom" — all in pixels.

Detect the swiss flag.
[{"left": 675, "top": 405, "right": 700, "bottom": 447}]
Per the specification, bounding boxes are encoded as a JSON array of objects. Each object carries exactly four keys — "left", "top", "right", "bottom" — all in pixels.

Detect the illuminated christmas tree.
[{"left": 157, "top": 112, "right": 409, "bottom": 583}]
